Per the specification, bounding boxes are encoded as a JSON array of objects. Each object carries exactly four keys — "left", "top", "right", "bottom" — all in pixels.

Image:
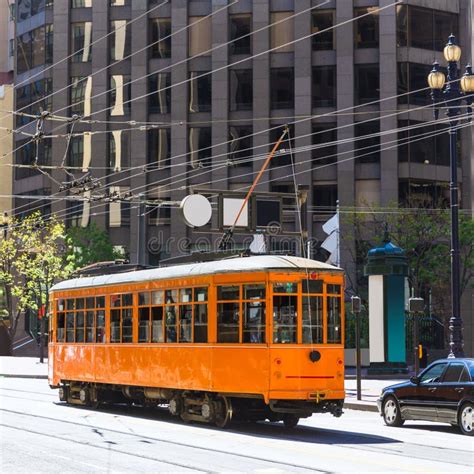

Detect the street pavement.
[
  {"left": 1, "top": 376, "right": 473, "bottom": 473},
  {"left": 0, "top": 357, "right": 390, "bottom": 411}
]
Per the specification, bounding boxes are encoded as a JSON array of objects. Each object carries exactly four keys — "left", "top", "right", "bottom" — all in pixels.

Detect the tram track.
[{"left": 0, "top": 408, "right": 331, "bottom": 473}]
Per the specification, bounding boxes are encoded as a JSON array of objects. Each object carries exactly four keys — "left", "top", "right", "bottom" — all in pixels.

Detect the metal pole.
[
  {"left": 355, "top": 312, "right": 361, "bottom": 400},
  {"left": 448, "top": 126, "right": 463, "bottom": 358},
  {"left": 413, "top": 314, "right": 419, "bottom": 376},
  {"left": 351, "top": 296, "right": 362, "bottom": 401},
  {"left": 39, "top": 315, "right": 45, "bottom": 364}
]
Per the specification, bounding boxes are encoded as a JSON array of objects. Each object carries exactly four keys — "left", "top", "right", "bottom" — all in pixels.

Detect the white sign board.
[{"left": 223, "top": 198, "right": 248, "bottom": 227}]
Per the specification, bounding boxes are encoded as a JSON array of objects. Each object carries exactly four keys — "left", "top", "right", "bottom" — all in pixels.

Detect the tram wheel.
[
  {"left": 215, "top": 396, "right": 233, "bottom": 428},
  {"left": 282, "top": 414, "right": 299, "bottom": 429}
]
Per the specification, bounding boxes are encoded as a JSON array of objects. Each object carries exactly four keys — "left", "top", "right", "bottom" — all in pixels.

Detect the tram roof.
[{"left": 51, "top": 255, "right": 342, "bottom": 292}]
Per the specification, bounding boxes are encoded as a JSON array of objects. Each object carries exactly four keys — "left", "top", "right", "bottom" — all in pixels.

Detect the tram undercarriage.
[{"left": 55, "top": 381, "right": 344, "bottom": 428}]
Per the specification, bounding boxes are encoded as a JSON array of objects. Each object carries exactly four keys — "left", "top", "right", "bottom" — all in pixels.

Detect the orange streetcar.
[{"left": 49, "top": 255, "right": 345, "bottom": 428}]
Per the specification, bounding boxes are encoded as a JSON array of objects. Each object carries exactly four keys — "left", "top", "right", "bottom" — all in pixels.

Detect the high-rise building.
[
  {"left": 12, "top": 1, "right": 473, "bottom": 355},
  {"left": 0, "top": 0, "right": 15, "bottom": 216}
]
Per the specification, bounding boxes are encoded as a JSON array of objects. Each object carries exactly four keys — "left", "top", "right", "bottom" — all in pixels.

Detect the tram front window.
[
  {"left": 327, "top": 295, "right": 341, "bottom": 343},
  {"left": 217, "top": 285, "right": 240, "bottom": 343},
  {"left": 273, "top": 295, "right": 297, "bottom": 343}
]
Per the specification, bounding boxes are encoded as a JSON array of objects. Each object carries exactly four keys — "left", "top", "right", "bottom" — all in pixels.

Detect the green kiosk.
[{"left": 364, "top": 234, "right": 409, "bottom": 374}]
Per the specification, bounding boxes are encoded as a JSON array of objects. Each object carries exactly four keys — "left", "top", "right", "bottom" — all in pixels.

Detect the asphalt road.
[{"left": 1, "top": 378, "right": 473, "bottom": 473}]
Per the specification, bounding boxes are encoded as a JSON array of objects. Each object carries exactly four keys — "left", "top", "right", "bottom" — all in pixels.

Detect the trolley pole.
[
  {"left": 352, "top": 296, "right": 362, "bottom": 401},
  {"left": 409, "top": 298, "right": 424, "bottom": 376}
]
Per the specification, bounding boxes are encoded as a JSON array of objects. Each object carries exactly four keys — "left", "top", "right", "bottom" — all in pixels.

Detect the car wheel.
[
  {"left": 282, "top": 414, "right": 299, "bottom": 429},
  {"left": 458, "top": 403, "right": 473, "bottom": 436},
  {"left": 382, "top": 396, "right": 404, "bottom": 427}
]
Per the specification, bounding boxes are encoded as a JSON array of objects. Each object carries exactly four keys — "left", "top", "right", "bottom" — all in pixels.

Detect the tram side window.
[
  {"left": 56, "top": 296, "right": 106, "bottom": 343},
  {"left": 243, "top": 284, "right": 266, "bottom": 343},
  {"left": 194, "top": 287, "right": 208, "bottom": 343},
  {"left": 302, "top": 296, "right": 323, "bottom": 344},
  {"left": 57, "top": 310, "right": 65, "bottom": 342},
  {"left": 327, "top": 295, "right": 341, "bottom": 343},
  {"left": 110, "top": 294, "right": 133, "bottom": 343},
  {"left": 217, "top": 285, "right": 240, "bottom": 343}
]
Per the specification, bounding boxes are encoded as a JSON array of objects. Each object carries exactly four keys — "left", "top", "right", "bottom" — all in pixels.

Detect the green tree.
[
  {"left": 0, "top": 213, "right": 73, "bottom": 358},
  {"left": 344, "top": 200, "right": 474, "bottom": 328},
  {"left": 67, "top": 222, "right": 122, "bottom": 270}
]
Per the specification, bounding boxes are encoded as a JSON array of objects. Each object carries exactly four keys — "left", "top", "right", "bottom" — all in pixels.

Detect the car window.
[
  {"left": 459, "top": 366, "right": 471, "bottom": 383},
  {"left": 442, "top": 363, "right": 465, "bottom": 383},
  {"left": 419, "top": 363, "right": 447, "bottom": 384}
]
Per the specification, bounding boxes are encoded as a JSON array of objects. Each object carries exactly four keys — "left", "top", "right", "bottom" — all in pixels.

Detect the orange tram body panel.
[{"left": 49, "top": 255, "right": 345, "bottom": 428}]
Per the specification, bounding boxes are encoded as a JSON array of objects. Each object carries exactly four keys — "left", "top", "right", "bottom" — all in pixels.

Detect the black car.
[{"left": 377, "top": 358, "right": 474, "bottom": 436}]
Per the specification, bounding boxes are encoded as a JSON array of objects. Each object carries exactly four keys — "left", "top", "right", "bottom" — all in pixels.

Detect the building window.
[
  {"left": 15, "top": 79, "right": 53, "bottom": 126},
  {"left": 229, "top": 14, "right": 251, "bottom": 55},
  {"left": 399, "top": 180, "right": 450, "bottom": 208},
  {"left": 270, "top": 68, "right": 294, "bottom": 109},
  {"left": 31, "top": 26, "right": 45, "bottom": 68},
  {"left": 110, "top": 75, "right": 131, "bottom": 116},
  {"left": 312, "top": 66, "right": 336, "bottom": 107},
  {"left": 110, "top": 0, "right": 130, "bottom": 5},
  {"left": 312, "top": 123, "right": 337, "bottom": 166},
  {"left": 270, "top": 12, "right": 294, "bottom": 52},
  {"left": 150, "top": 18, "right": 171, "bottom": 59},
  {"left": 229, "top": 126, "right": 253, "bottom": 167},
  {"left": 71, "top": 0, "right": 92, "bottom": 7},
  {"left": 312, "top": 10, "right": 334, "bottom": 50},
  {"left": 229, "top": 69, "right": 252, "bottom": 111},
  {"left": 312, "top": 184, "right": 338, "bottom": 213},
  {"left": 397, "top": 5, "right": 458, "bottom": 52},
  {"left": 110, "top": 20, "right": 131, "bottom": 61},
  {"left": 108, "top": 130, "right": 130, "bottom": 171},
  {"left": 68, "top": 201, "right": 85, "bottom": 228},
  {"left": 355, "top": 64, "right": 379, "bottom": 105},
  {"left": 188, "top": 16, "right": 211, "bottom": 57},
  {"left": 148, "top": 73, "right": 171, "bottom": 114},
  {"left": 45, "top": 25, "right": 53, "bottom": 63},
  {"left": 109, "top": 187, "right": 131, "bottom": 227},
  {"left": 16, "top": 26, "right": 52, "bottom": 74},
  {"left": 397, "top": 62, "right": 433, "bottom": 106},
  {"left": 354, "top": 7, "right": 379, "bottom": 48},
  {"left": 68, "top": 135, "right": 84, "bottom": 168},
  {"left": 147, "top": 128, "right": 171, "bottom": 169},
  {"left": 70, "top": 77, "right": 87, "bottom": 115},
  {"left": 355, "top": 120, "right": 380, "bottom": 164},
  {"left": 9, "top": 39, "right": 14, "bottom": 58},
  {"left": 71, "top": 22, "right": 92, "bottom": 62},
  {"left": 189, "top": 127, "right": 212, "bottom": 168},
  {"left": 398, "top": 120, "right": 451, "bottom": 167},
  {"left": 189, "top": 72, "right": 212, "bottom": 113},
  {"left": 269, "top": 126, "right": 294, "bottom": 168}
]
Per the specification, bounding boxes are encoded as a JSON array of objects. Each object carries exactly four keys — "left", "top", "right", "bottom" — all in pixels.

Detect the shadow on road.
[{"left": 56, "top": 401, "right": 401, "bottom": 445}]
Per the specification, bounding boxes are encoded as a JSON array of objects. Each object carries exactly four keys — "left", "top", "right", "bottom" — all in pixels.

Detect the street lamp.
[
  {"left": 351, "top": 296, "right": 362, "bottom": 401},
  {"left": 427, "top": 34, "right": 474, "bottom": 359}
]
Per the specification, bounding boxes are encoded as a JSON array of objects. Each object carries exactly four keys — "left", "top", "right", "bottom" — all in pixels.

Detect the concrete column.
[
  {"left": 169, "top": 0, "right": 189, "bottom": 256},
  {"left": 252, "top": 0, "right": 270, "bottom": 193},
  {"left": 379, "top": 0, "right": 398, "bottom": 205},
  {"left": 129, "top": 0, "right": 148, "bottom": 263}
]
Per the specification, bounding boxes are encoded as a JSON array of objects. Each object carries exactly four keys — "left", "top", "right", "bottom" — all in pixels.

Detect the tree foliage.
[
  {"left": 344, "top": 199, "right": 474, "bottom": 323},
  {"left": 66, "top": 222, "right": 122, "bottom": 270},
  {"left": 0, "top": 213, "right": 73, "bottom": 351}
]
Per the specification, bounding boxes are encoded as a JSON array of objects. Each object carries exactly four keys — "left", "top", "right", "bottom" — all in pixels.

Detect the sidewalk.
[
  {"left": 0, "top": 356, "right": 404, "bottom": 412},
  {"left": 0, "top": 356, "right": 48, "bottom": 379}
]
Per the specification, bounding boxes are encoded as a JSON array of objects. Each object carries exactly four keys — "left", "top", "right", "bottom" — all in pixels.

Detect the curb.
[
  {"left": 0, "top": 374, "right": 48, "bottom": 379},
  {"left": 344, "top": 402, "right": 379, "bottom": 413}
]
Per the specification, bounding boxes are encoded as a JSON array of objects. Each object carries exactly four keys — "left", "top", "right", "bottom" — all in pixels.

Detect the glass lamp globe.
[
  {"left": 460, "top": 65, "right": 474, "bottom": 93},
  {"left": 427, "top": 62, "right": 445, "bottom": 90},
  {"left": 444, "top": 35, "right": 462, "bottom": 62}
]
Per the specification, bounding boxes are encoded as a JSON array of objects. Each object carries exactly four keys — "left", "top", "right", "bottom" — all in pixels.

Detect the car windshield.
[{"left": 468, "top": 361, "right": 474, "bottom": 379}]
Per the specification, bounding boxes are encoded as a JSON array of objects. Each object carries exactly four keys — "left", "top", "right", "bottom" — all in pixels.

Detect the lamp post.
[
  {"left": 427, "top": 34, "right": 474, "bottom": 359},
  {"left": 409, "top": 298, "right": 424, "bottom": 376},
  {"left": 351, "top": 296, "right": 362, "bottom": 400}
]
